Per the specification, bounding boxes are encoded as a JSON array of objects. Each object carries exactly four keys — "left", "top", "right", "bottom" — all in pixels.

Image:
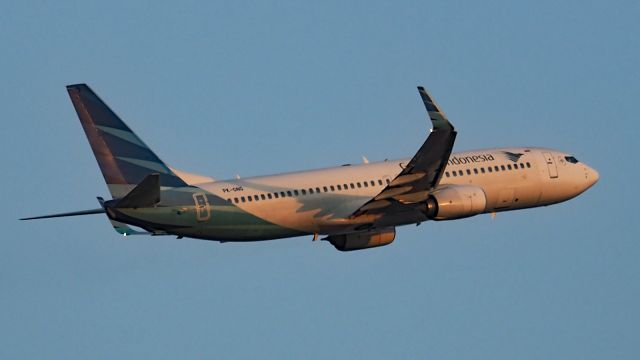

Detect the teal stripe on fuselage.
[{"left": 114, "top": 186, "right": 306, "bottom": 241}]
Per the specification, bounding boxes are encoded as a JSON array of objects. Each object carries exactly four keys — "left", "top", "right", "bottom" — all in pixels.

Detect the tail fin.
[{"left": 66, "top": 84, "right": 187, "bottom": 198}]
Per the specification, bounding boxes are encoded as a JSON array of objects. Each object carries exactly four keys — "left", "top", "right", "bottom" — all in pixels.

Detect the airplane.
[{"left": 21, "top": 84, "right": 599, "bottom": 251}]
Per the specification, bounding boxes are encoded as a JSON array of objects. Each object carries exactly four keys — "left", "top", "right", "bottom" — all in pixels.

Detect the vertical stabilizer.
[{"left": 66, "top": 84, "right": 187, "bottom": 197}]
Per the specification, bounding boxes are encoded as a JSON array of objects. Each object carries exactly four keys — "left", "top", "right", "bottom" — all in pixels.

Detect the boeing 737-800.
[{"left": 22, "top": 84, "right": 599, "bottom": 251}]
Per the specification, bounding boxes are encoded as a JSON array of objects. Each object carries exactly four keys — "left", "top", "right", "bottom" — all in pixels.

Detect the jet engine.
[
  {"left": 326, "top": 228, "right": 396, "bottom": 251},
  {"left": 423, "top": 185, "right": 487, "bottom": 220}
]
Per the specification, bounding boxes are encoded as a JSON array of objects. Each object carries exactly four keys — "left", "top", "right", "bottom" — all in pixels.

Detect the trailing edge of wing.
[{"left": 20, "top": 208, "right": 105, "bottom": 220}]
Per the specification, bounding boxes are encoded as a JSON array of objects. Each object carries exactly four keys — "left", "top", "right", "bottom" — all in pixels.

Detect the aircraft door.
[
  {"left": 193, "top": 193, "right": 211, "bottom": 222},
  {"left": 542, "top": 152, "right": 558, "bottom": 179}
]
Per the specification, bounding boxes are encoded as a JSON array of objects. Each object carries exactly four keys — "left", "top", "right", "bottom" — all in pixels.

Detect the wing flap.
[
  {"left": 392, "top": 191, "right": 431, "bottom": 204},
  {"left": 358, "top": 199, "right": 392, "bottom": 212}
]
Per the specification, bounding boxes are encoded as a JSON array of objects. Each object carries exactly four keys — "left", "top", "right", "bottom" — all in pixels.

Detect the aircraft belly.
[{"left": 176, "top": 225, "right": 305, "bottom": 241}]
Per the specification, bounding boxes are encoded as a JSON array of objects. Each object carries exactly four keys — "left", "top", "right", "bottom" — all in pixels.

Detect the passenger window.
[
  {"left": 309, "top": 188, "right": 314, "bottom": 194},
  {"left": 494, "top": 166, "right": 499, "bottom": 172},
  {"left": 316, "top": 187, "right": 320, "bottom": 193},
  {"left": 357, "top": 182, "right": 362, "bottom": 188},
  {"left": 260, "top": 194, "right": 266, "bottom": 200},
  {"left": 363, "top": 181, "right": 368, "bottom": 187},
  {"left": 227, "top": 198, "right": 231, "bottom": 203},
  {"left": 378, "top": 179, "right": 383, "bottom": 186},
  {"left": 301, "top": 189, "right": 306, "bottom": 195},
  {"left": 466, "top": 169, "right": 471, "bottom": 175},
  {"left": 267, "top": 194, "right": 272, "bottom": 199},
  {"left": 254, "top": 195, "right": 259, "bottom": 201},
  {"left": 500, "top": 165, "right": 506, "bottom": 171},
  {"left": 287, "top": 191, "right": 292, "bottom": 197},
  {"left": 241, "top": 196, "right": 246, "bottom": 202},
  {"left": 458, "top": 170, "right": 463, "bottom": 176},
  {"left": 481, "top": 168, "right": 485, "bottom": 173},
  {"left": 247, "top": 196, "right": 253, "bottom": 202},
  {"left": 234, "top": 198, "right": 239, "bottom": 203},
  {"left": 350, "top": 183, "right": 355, "bottom": 189},
  {"left": 330, "top": 185, "right": 335, "bottom": 191},
  {"left": 343, "top": 184, "right": 348, "bottom": 189},
  {"left": 526, "top": 162, "right": 531, "bottom": 168},
  {"left": 386, "top": 179, "right": 391, "bottom": 185},
  {"left": 337, "top": 185, "right": 342, "bottom": 190},
  {"left": 323, "top": 186, "right": 328, "bottom": 192},
  {"left": 507, "top": 164, "right": 512, "bottom": 170},
  {"left": 293, "top": 190, "right": 299, "bottom": 196},
  {"left": 280, "top": 191, "right": 286, "bottom": 197},
  {"left": 445, "top": 172, "right": 450, "bottom": 177},
  {"left": 473, "top": 168, "right": 478, "bottom": 174},
  {"left": 452, "top": 171, "right": 457, "bottom": 177},
  {"left": 488, "top": 167, "right": 493, "bottom": 173},
  {"left": 370, "top": 180, "right": 375, "bottom": 186},
  {"left": 274, "top": 193, "right": 279, "bottom": 199}
]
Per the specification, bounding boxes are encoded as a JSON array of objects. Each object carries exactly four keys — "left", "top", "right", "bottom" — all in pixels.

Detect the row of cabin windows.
[
  {"left": 229, "top": 178, "right": 391, "bottom": 204},
  {"left": 444, "top": 162, "right": 531, "bottom": 178}
]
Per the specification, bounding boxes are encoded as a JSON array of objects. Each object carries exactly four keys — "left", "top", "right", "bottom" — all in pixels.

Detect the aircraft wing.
[{"left": 351, "top": 87, "right": 456, "bottom": 217}]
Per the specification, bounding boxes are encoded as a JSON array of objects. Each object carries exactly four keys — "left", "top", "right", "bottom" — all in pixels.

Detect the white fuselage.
[{"left": 193, "top": 147, "right": 598, "bottom": 239}]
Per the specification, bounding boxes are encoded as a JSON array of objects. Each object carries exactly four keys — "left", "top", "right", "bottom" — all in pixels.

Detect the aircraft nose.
[{"left": 586, "top": 165, "right": 599, "bottom": 188}]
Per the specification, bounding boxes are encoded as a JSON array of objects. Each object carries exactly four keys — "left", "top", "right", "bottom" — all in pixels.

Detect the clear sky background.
[{"left": 1, "top": 1, "right": 638, "bottom": 358}]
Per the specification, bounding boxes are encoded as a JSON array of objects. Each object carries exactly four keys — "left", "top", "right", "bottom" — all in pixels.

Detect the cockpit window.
[{"left": 565, "top": 156, "right": 579, "bottom": 164}]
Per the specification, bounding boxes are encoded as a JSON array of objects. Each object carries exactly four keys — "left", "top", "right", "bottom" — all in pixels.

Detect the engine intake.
[
  {"left": 423, "top": 185, "right": 487, "bottom": 220},
  {"left": 326, "top": 228, "right": 396, "bottom": 251}
]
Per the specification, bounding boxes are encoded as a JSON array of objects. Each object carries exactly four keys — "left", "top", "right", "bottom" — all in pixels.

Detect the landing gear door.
[
  {"left": 193, "top": 193, "right": 211, "bottom": 222},
  {"left": 542, "top": 152, "right": 558, "bottom": 179}
]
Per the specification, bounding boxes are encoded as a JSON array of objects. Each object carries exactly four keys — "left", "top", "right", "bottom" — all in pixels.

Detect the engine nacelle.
[
  {"left": 423, "top": 185, "right": 487, "bottom": 220},
  {"left": 326, "top": 228, "right": 396, "bottom": 252}
]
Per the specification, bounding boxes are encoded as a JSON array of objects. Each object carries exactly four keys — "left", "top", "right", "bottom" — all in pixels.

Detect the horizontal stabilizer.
[
  {"left": 115, "top": 173, "right": 160, "bottom": 208},
  {"left": 20, "top": 208, "right": 105, "bottom": 220}
]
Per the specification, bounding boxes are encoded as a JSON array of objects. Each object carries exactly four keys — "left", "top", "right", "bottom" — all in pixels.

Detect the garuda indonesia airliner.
[{"left": 22, "top": 84, "right": 599, "bottom": 251}]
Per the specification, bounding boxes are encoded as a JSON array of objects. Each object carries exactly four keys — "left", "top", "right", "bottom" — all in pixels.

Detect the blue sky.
[{"left": 1, "top": 1, "right": 638, "bottom": 358}]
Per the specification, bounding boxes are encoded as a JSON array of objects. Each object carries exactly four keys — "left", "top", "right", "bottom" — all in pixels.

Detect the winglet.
[{"left": 417, "top": 86, "right": 454, "bottom": 131}]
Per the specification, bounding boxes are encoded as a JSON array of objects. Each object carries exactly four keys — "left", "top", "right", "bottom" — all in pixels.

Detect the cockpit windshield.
[{"left": 565, "top": 156, "right": 579, "bottom": 164}]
